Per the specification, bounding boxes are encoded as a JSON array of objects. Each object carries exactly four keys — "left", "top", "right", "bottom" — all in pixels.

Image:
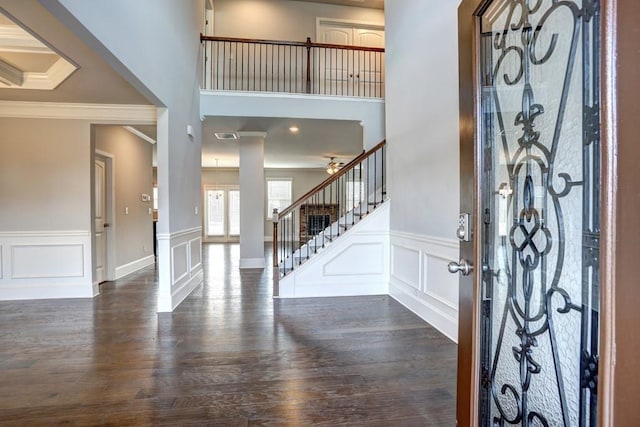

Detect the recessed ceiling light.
[
  {"left": 214, "top": 132, "right": 238, "bottom": 140},
  {"left": 289, "top": 126, "right": 299, "bottom": 133}
]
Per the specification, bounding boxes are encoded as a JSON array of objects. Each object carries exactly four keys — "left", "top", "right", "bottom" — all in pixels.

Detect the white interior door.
[
  {"left": 94, "top": 158, "right": 108, "bottom": 283},
  {"left": 317, "top": 21, "right": 384, "bottom": 97},
  {"left": 317, "top": 24, "right": 352, "bottom": 96},
  {"left": 354, "top": 28, "right": 385, "bottom": 97}
]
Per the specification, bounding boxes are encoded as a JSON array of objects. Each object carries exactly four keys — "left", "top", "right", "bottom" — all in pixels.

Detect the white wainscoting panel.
[
  {"left": 278, "top": 202, "right": 389, "bottom": 298},
  {"left": 190, "top": 238, "right": 202, "bottom": 272},
  {"left": 0, "top": 231, "right": 94, "bottom": 300},
  {"left": 389, "top": 231, "right": 459, "bottom": 342},
  {"left": 391, "top": 245, "right": 420, "bottom": 289},
  {"left": 114, "top": 254, "right": 155, "bottom": 280},
  {"left": 157, "top": 227, "right": 203, "bottom": 312},
  {"left": 171, "top": 243, "right": 189, "bottom": 284},
  {"left": 12, "top": 244, "right": 84, "bottom": 279}
]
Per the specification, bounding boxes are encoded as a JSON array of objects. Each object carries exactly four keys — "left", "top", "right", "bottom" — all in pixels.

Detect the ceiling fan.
[{"left": 326, "top": 157, "right": 344, "bottom": 175}]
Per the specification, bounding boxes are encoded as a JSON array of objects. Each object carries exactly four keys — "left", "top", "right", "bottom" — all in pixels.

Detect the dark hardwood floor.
[{"left": 0, "top": 243, "right": 456, "bottom": 426}]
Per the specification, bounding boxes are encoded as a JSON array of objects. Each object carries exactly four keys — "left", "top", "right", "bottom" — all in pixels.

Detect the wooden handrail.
[
  {"left": 200, "top": 34, "right": 385, "bottom": 53},
  {"left": 278, "top": 140, "right": 386, "bottom": 219}
]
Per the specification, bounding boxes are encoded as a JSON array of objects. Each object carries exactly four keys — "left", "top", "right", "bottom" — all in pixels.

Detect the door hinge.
[{"left": 481, "top": 365, "right": 491, "bottom": 388}]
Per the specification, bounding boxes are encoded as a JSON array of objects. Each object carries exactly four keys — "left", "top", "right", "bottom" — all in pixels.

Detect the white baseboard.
[
  {"left": 390, "top": 279, "right": 457, "bottom": 342},
  {"left": 239, "top": 258, "right": 266, "bottom": 269},
  {"left": 0, "top": 283, "right": 94, "bottom": 300},
  {"left": 115, "top": 254, "right": 155, "bottom": 280},
  {"left": 389, "top": 230, "right": 459, "bottom": 342}
]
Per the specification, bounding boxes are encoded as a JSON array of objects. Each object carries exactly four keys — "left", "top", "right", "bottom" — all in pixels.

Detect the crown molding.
[{"left": 0, "top": 101, "right": 157, "bottom": 124}]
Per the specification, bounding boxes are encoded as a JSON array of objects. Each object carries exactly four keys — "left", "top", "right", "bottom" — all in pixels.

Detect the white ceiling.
[{"left": 202, "top": 116, "right": 363, "bottom": 168}]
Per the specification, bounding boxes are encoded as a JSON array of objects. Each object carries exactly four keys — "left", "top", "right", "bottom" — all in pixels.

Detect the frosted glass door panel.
[
  {"left": 206, "top": 189, "right": 225, "bottom": 237},
  {"left": 478, "top": 1, "right": 600, "bottom": 425}
]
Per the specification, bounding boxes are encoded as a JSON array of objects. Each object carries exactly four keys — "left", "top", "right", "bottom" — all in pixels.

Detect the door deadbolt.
[{"left": 457, "top": 213, "right": 471, "bottom": 242}]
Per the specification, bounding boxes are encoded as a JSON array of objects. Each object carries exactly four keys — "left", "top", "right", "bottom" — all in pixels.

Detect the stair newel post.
[
  {"left": 305, "top": 37, "right": 312, "bottom": 94},
  {"left": 273, "top": 208, "right": 280, "bottom": 297}
]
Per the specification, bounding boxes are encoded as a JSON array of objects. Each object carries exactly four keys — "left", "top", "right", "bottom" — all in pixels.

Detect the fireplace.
[
  {"left": 299, "top": 205, "right": 338, "bottom": 243},
  {"left": 307, "top": 214, "right": 330, "bottom": 236}
]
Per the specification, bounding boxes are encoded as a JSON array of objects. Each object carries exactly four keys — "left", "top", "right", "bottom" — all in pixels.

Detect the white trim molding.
[
  {"left": 157, "top": 227, "right": 203, "bottom": 312},
  {"left": 115, "top": 255, "right": 155, "bottom": 280},
  {"left": 0, "top": 101, "right": 157, "bottom": 124},
  {"left": 0, "top": 230, "right": 95, "bottom": 300},
  {"left": 389, "top": 230, "right": 459, "bottom": 342}
]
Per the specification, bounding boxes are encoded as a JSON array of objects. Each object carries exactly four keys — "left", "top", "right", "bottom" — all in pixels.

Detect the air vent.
[{"left": 214, "top": 132, "right": 238, "bottom": 140}]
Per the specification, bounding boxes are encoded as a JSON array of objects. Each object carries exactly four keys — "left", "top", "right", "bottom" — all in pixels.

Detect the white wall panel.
[
  {"left": 172, "top": 243, "right": 189, "bottom": 284},
  {"left": 0, "top": 231, "right": 94, "bottom": 300},
  {"left": 323, "top": 243, "right": 384, "bottom": 276},
  {"left": 190, "top": 238, "right": 202, "bottom": 272},
  {"left": 158, "top": 227, "right": 204, "bottom": 312},
  {"left": 391, "top": 245, "right": 420, "bottom": 289},
  {"left": 11, "top": 244, "right": 84, "bottom": 279}
]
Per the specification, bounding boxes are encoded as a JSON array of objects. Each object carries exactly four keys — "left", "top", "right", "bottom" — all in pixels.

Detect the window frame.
[{"left": 266, "top": 178, "right": 293, "bottom": 220}]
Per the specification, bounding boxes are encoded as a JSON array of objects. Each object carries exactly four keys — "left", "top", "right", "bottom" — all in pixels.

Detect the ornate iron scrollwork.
[{"left": 479, "top": 0, "right": 600, "bottom": 425}]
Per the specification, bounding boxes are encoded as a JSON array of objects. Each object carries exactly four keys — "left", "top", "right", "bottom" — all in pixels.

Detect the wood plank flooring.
[{"left": 0, "top": 243, "right": 456, "bottom": 426}]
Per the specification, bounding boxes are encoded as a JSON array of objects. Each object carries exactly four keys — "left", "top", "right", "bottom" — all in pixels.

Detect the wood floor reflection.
[{"left": 0, "top": 243, "right": 456, "bottom": 426}]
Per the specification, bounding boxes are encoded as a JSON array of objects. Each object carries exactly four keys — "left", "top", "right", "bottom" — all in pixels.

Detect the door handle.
[
  {"left": 448, "top": 259, "right": 473, "bottom": 276},
  {"left": 104, "top": 223, "right": 110, "bottom": 228}
]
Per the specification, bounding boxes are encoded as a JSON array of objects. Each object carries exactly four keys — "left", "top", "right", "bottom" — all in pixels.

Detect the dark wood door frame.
[
  {"left": 601, "top": 0, "right": 640, "bottom": 425},
  {"left": 456, "top": 0, "right": 637, "bottom": 425},
  {"left": 457, "top": 1, "right": 483, "bottom": 426}
]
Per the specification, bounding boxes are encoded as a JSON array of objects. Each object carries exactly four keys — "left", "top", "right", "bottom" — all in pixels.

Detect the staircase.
[{"left": 272, "top": 140, "right": 386, "bottom": 294}]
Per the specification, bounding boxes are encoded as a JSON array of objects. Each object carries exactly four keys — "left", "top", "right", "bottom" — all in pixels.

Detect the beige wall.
[
  {"left": 0, "top": 118, "right": 90, "bottom": 232},
  {"left": 201, "top": 167, "right": 328, "bottom": 237},
  {"left": 94, "top": 126, "right": 154, "bottom": 267},
  {"left": 212, "top": 0, "right": 384, "bottom": 41}
]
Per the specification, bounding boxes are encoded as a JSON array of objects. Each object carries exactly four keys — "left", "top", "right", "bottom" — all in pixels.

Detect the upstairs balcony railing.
[
  {"left": 201, "top": 35, "right": 385, "bottom": 98},
  {"left": 271, "top": 140, "right": 386, "bottom": 294}
]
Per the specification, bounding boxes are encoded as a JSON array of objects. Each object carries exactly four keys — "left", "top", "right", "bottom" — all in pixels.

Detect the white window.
[
  {"left": 153, "top": 186, "right": 158, "bottom": 210},
  {"left": 229, "top": 190, "right": 240, "bottom": 236},
  {"left": 267, "top": 179, "right": 292, "bottom": 218}
]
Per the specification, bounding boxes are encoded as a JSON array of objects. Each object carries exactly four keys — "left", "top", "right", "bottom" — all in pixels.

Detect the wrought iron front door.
[{"left": 477, "top": 0, "right": 600, "bottom": 425}]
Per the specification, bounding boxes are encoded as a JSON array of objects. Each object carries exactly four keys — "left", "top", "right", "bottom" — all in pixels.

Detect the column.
[{"left": 238, "top": 131, "right": 266, "bottom": 269}]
